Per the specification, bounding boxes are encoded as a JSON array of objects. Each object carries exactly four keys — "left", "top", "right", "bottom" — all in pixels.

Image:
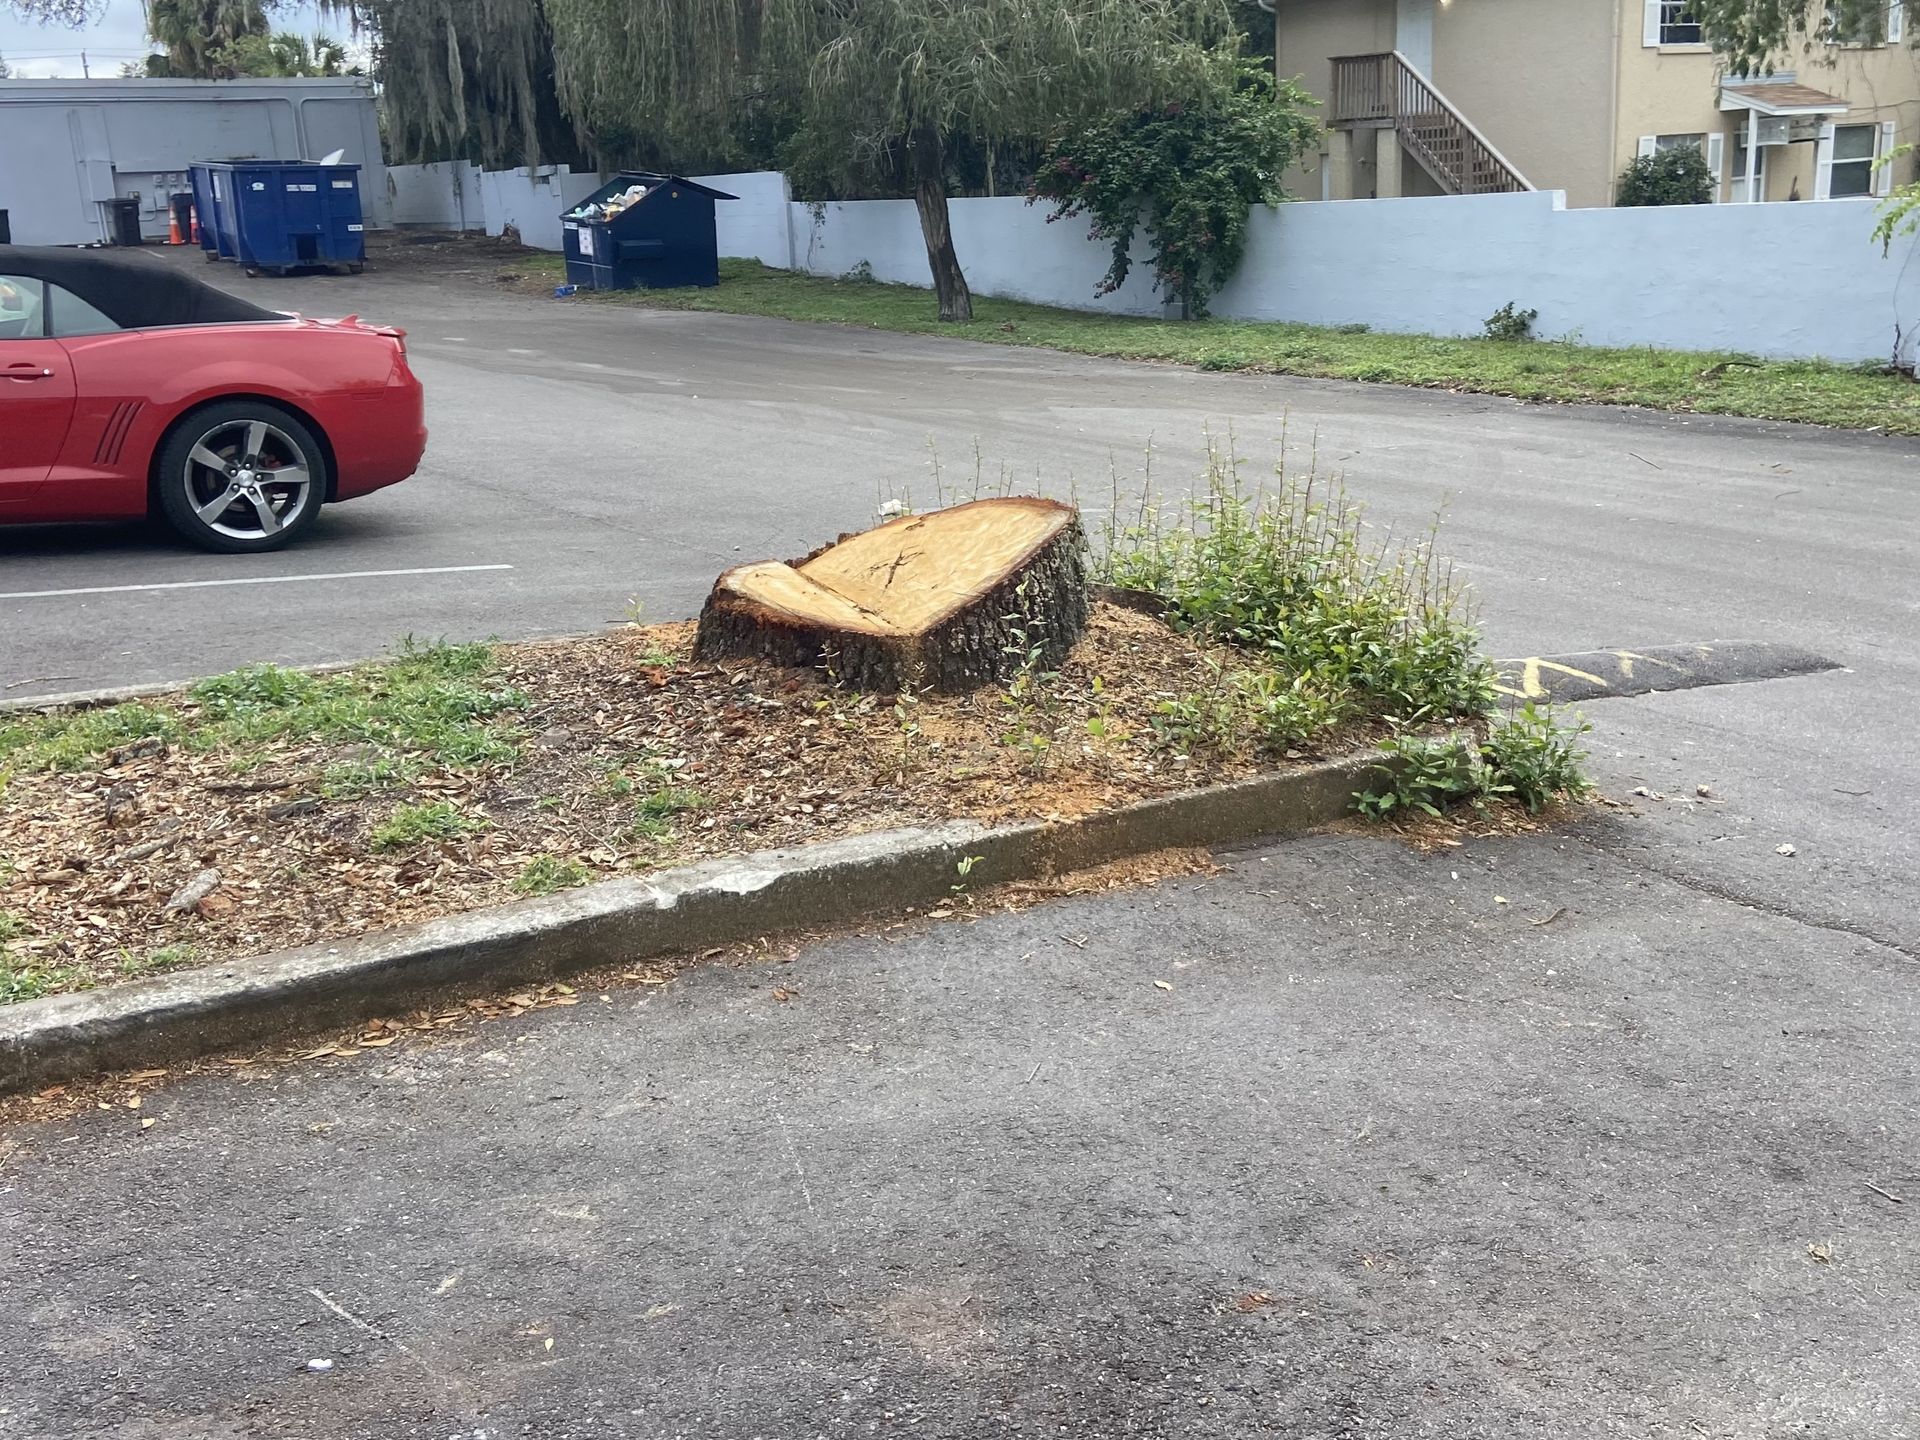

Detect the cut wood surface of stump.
[{"left": 693, "top": 496, "right": 1089, "bottom": 693}]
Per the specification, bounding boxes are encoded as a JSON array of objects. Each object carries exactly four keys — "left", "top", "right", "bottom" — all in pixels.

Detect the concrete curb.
[{"left": 0, "top": 754, "right": 1378, "bottom": 1093}]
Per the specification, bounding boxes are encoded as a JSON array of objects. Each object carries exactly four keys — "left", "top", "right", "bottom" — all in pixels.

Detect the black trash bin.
[
  {"left": 101, "top": 196, "right": 143, "bottom": 246},
  {"left": 0, "top": 210, "right": 10, "bottom": 246}
]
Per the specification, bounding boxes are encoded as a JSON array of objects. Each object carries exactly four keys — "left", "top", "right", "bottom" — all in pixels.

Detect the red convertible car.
[{"left": 0, "top": 246, "right": 425, "bottom": 552}]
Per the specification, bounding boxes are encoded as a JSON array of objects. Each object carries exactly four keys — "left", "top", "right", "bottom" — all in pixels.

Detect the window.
[
  {"left": 0, "top": 276, "right": 46, "bottom": 340},
  {"left": 1829, "top": 123, "right": 1877, "bottom": 196},
  {"left": 45, "top": 284, "right": 119, "bottom": 339},
  {"left": 1654, "top": 133, "right": 1706, "bottom": 153},
  {"left": 1825, "top": 1, "right": 1904, "bottom": 45},
  {"left": 1660, "top": 2, "right": 1704, "bottom": 44}
]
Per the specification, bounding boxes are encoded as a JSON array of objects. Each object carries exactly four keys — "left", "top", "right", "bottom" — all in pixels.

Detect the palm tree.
[{"left": 143, "top": 0, "right": 271, "bottom": 78}]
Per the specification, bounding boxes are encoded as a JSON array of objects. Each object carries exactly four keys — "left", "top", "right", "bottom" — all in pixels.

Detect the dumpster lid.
[
  {"left": 0, "top": 245, "right": 284, "bottom": 328},
  {"left": 611, "top": 172, "right": 738, "bottom": 200}
]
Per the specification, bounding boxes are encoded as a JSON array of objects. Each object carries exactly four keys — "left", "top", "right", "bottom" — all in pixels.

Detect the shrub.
[
  {"left": 1616, "top": 145, "right": 1714, "bottom": 207},
  {"left": 1030, "top": 61, "right": 1320, "bottom": 319},
  {"left": 1483, "top": 302, "right": 1539, "bottom": 343}
]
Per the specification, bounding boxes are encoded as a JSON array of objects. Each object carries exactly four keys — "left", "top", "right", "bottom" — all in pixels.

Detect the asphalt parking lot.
[
  {"left": 3, "top": 245, "right": 1918, "bottom": 1438},
  {"left": 3, "top": 246, "right": 1916, "bottom": 701}
]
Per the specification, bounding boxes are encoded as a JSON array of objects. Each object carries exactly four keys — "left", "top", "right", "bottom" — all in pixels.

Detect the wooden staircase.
[{"left": 1330, "top": 52, "right": 1532, "bottom": 196}]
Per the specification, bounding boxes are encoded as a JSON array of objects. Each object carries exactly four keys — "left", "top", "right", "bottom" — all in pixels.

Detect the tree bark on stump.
[
  {"left": 693, "top": 497, "right": 1088, "bottom": 694},
  {"left": 911, "top": 124, "right": 973, "bottom": 323}
]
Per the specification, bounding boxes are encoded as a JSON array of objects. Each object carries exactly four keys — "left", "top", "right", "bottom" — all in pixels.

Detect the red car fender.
[{"left": 36, "top": 321, "right": 423, "bottom": 521}]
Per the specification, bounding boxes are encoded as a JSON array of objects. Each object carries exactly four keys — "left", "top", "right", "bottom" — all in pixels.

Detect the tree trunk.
[
  {"left": 693, "top": 497, "right": 1089, "bottom": 694},
  {"left": 910, "top": 124, "right": 973, "bottom": 323}
]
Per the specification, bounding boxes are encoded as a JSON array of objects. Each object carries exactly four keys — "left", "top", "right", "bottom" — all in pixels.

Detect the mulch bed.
[{"left": 1, "top": 602, "right": 1372, "bottom": 1001}]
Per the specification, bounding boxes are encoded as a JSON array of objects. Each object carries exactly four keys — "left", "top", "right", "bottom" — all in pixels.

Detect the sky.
[{"left": 1, "top": 0, "right": 341, "bottom": 77}]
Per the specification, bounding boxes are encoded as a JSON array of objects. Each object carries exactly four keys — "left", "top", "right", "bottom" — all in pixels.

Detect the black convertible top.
[{"left": 0, "top": 245, "right": 285, "bottom": 329}]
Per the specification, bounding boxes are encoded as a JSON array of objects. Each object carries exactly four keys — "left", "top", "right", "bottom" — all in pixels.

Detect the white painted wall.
[
  {"left": 691, "top": 171, "right": 794, "bottom": 269},
  {"left": 1207, "top": 190, "right": 1916, "bottom": 363},
  {"left": 786, "top": 186, "right": 1916, "bottom": 364},
  {"left": 0, "top": 78, "right": 387, "bottom": 244},
  {"left": 473, "top": 165, "right": 600, "bottom": 252},
  {"left": 371, "top": 163, "right": 1920, "bottom": 365},
  {"left": 789, "top": 194, "right": 1173, "bottom": 316},
  {"left": 386, "top": 160, "right": 484, "bottom": 230}
]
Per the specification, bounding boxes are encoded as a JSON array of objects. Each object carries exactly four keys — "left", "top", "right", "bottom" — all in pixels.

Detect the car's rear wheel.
[{"left": 156, "top": 401, "right": 327, "bottom": 553}]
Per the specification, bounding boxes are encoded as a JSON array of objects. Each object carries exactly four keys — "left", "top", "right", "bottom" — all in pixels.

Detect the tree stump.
[{"left": 692, "top": 497, "right": 1089, "bottom": 692}]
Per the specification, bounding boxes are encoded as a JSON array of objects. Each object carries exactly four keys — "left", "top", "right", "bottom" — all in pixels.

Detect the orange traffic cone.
[
  {"left": 189, "top": 206, "right": 200, "bottom": 245},
  {"left": 167, "top": 208, "right": 184, "bottom": 245}
]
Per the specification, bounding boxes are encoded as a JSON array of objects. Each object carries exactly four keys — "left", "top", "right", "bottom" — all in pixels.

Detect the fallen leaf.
[
  {"left": 1808, "top": 1241, "right": 1832, "bottom": 1264},
  {"left": 1494, "top": 896, "right": 1509, "bottom": 906},
  {"left": 139, "top": 1117, "right": 157, "bottom": 1130},
  {"left": 1153, "top": 980, "right": 1173, "bottom": 992},
  {"left": 1529, "top": 906, "right": 1567, "bottom": 927},
  {"left": 1776, "top": 844, "right": 1797, "bottom": 857},
  {"left": 543, "top": 1337, "right": 554, "bottom": 1352},
  {"left": 771, "top": 986, "right": 797, "bottom": 1002},
  {"left": 1235, "top": 1291, "right": 1275, "bottom": 1312}
]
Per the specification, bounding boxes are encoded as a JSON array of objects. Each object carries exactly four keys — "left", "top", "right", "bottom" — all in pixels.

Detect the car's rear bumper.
[{"left": 327, "top": 369, "right": 427, "bottom": 502}]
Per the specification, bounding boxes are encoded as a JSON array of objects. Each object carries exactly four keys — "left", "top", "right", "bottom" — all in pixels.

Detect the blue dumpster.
[
  {"left": 188, "top": 164, "right": 226, "bottom": 259},
  {"left": 193, "top": 160, "right": 367, "bottom": 275},
  {"left": 561, "top": 172, "right": 735, "bottom": 291}
]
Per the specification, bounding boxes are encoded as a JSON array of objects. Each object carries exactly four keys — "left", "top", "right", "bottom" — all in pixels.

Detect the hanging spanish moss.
[
  {"left": 543, "top": 0, "right": 758, "bottom": 162},
  {"left": 347, "top": 0, "right": 579, "bottom": 167}
]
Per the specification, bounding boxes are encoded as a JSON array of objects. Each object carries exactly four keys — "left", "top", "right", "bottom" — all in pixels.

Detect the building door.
[
  {"left": 1396, "top": 0, "right": 1436, "bottom": 77},
  {"left": 0, "top": 277, "right": 78, "bottom": 511}
]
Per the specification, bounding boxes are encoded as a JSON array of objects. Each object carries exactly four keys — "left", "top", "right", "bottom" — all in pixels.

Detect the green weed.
[
  {"left": 118, "top": 944, "right": 197, "bottom": 979},
  {"left": 1483, "top": 703, "right": 1593, "bottom": 813},
  {"left": 1107, "top": 441, "right": 1496, "bottom": 736},
  {"left": 1, "top": 955, "right": 90, "bottom": 1005},
  {"left": 637, "top": 786, "right": 705, "bottom": 821},
  {"left": 514, "top": 855, "right": 592, "bottom": 896},
  {"left": 1355, "top": 705, "right": 1592, "bottom": 820},
  {"left": 369, "top": 801, "right": 484, "bottom": 852}
]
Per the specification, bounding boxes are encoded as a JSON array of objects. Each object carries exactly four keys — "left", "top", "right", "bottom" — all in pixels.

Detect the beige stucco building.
[{"left": 1270, "top": 0, "right": 1917, "bottom": 207}]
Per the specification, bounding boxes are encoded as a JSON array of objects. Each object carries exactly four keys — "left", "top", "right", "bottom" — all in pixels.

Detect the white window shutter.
[
  {"left": 1705, "top": 133, "right": 1725, "bottom": 198},
  {"left": 1644, "top": 0, "right": 1664, "bottom": 46},
  {"left": 1638, "top": 135, "right": 1658, "bottom": 158},
  {"left": 1874, "top": 119, "right": 1898, "bottom": 195},
  {"left": 1889, "top": 1, "right": 1905, "bottom": 44},
  {"left": 1814, "top": 122, "right": 1836, "bottom": 199}
]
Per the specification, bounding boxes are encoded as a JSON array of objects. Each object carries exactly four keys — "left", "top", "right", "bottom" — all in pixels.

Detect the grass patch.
[
  {"left": 118, "top": 944, "right": 198, "bottom": 979},
  {"left": 1, "top": 915, "right": 90, "bottom": 1006},
  {"left": 513, "top": 854, "right": 592, "bottom": 896},
  {"left": 369, "top": 801, "right": 484, "bottom": 853},
  {"left": 519, "top": 255, "right": 1920, "bottom": 433},
  {"left": 0, "top": 638, "right": 527, "bottom": 781}
]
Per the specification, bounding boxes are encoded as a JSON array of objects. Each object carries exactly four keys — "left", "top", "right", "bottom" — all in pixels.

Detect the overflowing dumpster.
[
  {"left": 561, "top": 173, "right": 736, "bottom": 291},
  {"left": 189, "top": 160, "right": 366, "bottom": 275}
]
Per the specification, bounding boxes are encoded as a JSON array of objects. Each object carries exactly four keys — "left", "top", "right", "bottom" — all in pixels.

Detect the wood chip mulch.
[{"left": 1, "top": 602, "right": 1368, "bottom": 1000}]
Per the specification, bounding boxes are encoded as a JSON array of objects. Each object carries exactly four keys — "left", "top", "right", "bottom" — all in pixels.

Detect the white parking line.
[{"left": 0, "top": 564, "right": 513, "bottom": 601}]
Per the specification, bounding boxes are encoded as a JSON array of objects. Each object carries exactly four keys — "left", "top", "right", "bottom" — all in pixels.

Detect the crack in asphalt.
[{"left": 1574, "top": 831, "right": 1920, "bottom": 964}]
